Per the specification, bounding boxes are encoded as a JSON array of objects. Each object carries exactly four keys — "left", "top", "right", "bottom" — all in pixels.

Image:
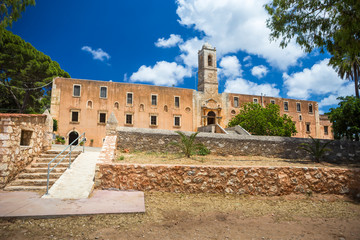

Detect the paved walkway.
[
  {"left": 43, "top": 151, "right": 99, "bottom": 199},
  {"left": 0, "top": 190, "right": 145, "bottom": 218}
]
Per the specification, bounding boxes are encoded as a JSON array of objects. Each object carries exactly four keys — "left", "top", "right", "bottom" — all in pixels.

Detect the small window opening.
[
  {"left": 71, "top": 111, "right": 79, "bottom": 122},
  {"left": 324, "top": 126, "right": 329, "bottom": 135},
  {"left": 309, "top": 104, "right": 313, "bottom": 113},
  {"left": 20, "top": 130, "right": 32, "bottom": 146},
  {"left": 150, "top": 115, "right": 157, "bottom": 126},
  {"left": 87, "top": 100, "right": 93, "bottom": 109},
  {"left": 284, "top": 102, "right": 289, "bottom": 111},
  {"left": 126, "top": 114, "right": 133, "bottom": 125},
  {"left": 127, "top": 93, "right": 133, "bottom": 105},
  {"left": 234, "top": 97, "right": 239, "bottom": 107},
  {"left": 151, "top": 95, "right": 157, "bottom": 106},
  {"left": 174, "top": 96, "right": 180, "bottom": 108},
  {"left": 174, "top": 116, "right": 180, "bottom": 127},
  {"left": 73, "top": 85, "right": 81, "bottom": 97},
  {"left": 114, "top": 102, "right": 119, "bottom": 109},
  {"left": 208, "top": 55, "right": 213, "bottom": 67},
  {"left": 306, "top": 123, "right": 311, "bottom": 133},
  {"left": 100, "top": 86, "right": 107, "bottom": 98},
  {"left": 99, "top": 113, "right": 106, "bottom": 123},
  {"left": 296, "top": 102, "right": 301, "bottom": 112}
]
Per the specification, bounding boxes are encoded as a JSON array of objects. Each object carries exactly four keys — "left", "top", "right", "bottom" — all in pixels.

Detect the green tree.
[
  {"left": 0, "top": 30, "right": 70, "bottom": 113},
  {"left": 327, "top": 96, "right": 360, "bottom": 141},
  {"left": 0, "top": 0, "right": 35, "bottom": 41},
  {"left": 228, "top": 102, "right": 297, "bottom": 137},
  {"left": 265, "top": 0, "right": 360, "bottom": 97},
  {"left": 298, "top": 136, "right": 332, "bottom": 163},
  {"left": 168, "top": 131, "right": 205, "bottom": 158}
]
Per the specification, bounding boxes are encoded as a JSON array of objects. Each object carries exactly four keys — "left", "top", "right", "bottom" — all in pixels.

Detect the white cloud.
[
  {"left": 283, "top": 58, "right": 353, "bottom": 99},
  {"left": 130, "top": 61, "right": 191, "bottom": 86},
  {"left": 224, "top": 78, "right": 280, "bottom": 97},
  {"left": 178, "top": 37, "right": 204, "bottom": 68},
  {"left": 81, "top": 46, "right": 110, "bottom": 61},
  {"left": 176, "top": 0, "right": 305, "bottom": 70},
  {"left": 318, "top": 83, "right": 354, "bottom": 109},
  {"left": 251, "top": 65, "right": 268, "bottom": 78},
  {"left": 219, "top": 56, "right": 242, "bottom": 78},
  {"left": 243, "top": 56, "right": 251, "bottom": 62},
  {"left": 155, "top": 34, "right": 183, "bottom": 48}
]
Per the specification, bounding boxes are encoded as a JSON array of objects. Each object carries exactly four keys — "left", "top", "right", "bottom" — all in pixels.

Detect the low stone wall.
[
  {"left": 95, "top": 163, "right": 360, "bottom": 197},
  {"left": 115, "top": 127, "right": 360, "bottom": 162},
  {"left": 0, "top": 113, "right": 53, "bottom": 188}
]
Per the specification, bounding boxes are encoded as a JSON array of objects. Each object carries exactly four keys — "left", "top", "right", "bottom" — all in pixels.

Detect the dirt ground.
[
  {"left": 1, "top": 192, "right": 359, "bottom": 240},
  {"left": 115, "top": 151, "right": 360, "bottom": 169}
]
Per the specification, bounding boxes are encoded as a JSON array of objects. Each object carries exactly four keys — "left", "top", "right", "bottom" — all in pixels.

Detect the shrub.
[
  {"left": 168, "top": 131, "right": 205, "bottom": 158},
  {"left": 298, "top": 136, "right": 332, "bottom": 163},
  {"left": 118, "top": 156, "right": 125, "bottom": 161},
  {"left": 53, "top": 119, "right": 58, "bottom": 132},
  {"left": 197, "top": 145, "right": 210, "bottom": 156}
]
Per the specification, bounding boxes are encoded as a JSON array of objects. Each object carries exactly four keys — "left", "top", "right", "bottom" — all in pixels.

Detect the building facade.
[{"left": 51, "top": 44, "right": 333, "bottom": 147}]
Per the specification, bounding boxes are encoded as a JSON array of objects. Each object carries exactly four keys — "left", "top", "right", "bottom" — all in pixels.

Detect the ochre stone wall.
[
  {"left": 116, "top": 128, "right": 360, "bottom": 163},
  {"left": 95, "top": 163, "right": 360, "bottom": 197},
  {"left": 0, "top": 113, "right": 52, "bottom": 188}
]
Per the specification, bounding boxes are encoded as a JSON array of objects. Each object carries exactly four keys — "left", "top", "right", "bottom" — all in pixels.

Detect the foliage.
[
  {"left": 52, "top": 119, "right": 58, "bottom": 132},
  {"left": 265, "top": 0, "right": 360, "bottom": 97},
  {"left": 0, "top": 30, "right": 70, "bottom": 113},
  {"left": 168, "top": 131, "right": 205, "bottom": 158},
  {"left": 55, "top": 135, "right": 65, "bottom": 144},
  {"left": 227, "top": 103, "right": 297, "bottom": 137},
  {"left": 0, "top": 0, "right": 35, "bottom": 42},
  {"left": 197, "top": 145, "right": 210, "bottom": 156},
  {"left": 118, "top": 156, "right": 125, "bottom": 161},
  {"left": 327, "top": 96, "right": 360, "bottom": 141},
  {"left": 298, "top": 136, "right": 332, "bottom": 163}
]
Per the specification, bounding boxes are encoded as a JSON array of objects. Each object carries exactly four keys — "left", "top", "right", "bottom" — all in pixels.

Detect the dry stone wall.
[
  {"left": 0, "top": 113, "right": 52, "bottom": 188},
  {"left": 116, "top": 127, "right": 360, "bottom": 163}
]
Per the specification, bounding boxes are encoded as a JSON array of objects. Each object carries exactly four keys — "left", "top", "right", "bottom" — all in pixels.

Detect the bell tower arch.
[{"left": 197, "top": 43, "right": 218, "bottom": 95}]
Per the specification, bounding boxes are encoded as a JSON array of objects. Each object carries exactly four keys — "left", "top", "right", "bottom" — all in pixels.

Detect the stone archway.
[
  {"left": 69, "top": 131, "right": 79, "bottom": 145},
  {"left": 207, "top": 111, "right": 216, "bottom": 125}
]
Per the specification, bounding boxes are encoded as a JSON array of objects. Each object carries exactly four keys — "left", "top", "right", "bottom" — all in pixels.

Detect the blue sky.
[{"left": 10, "top": 0, "right": 355, "bottom": 113}]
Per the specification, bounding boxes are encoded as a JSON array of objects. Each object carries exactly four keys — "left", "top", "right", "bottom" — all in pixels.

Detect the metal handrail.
[{"left": 45, "top": 132, "right": 86, "bottom": 195}]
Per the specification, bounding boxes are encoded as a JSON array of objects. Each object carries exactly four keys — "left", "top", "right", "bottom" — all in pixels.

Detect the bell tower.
[{"left": 197, "top": 43, "right": 218, "bottom": 95}]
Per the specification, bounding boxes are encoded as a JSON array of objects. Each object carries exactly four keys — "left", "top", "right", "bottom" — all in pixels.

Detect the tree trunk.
[{"left": 354, "top": 64, "right": 359, "bottom": 98}]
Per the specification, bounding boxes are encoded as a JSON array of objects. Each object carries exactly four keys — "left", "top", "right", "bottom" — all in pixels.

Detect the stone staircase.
[{"left": 4, "top": 150, "right": 82, "bottom": 193}]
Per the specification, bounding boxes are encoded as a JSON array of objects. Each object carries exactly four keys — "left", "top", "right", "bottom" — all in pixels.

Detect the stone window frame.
[
  {"left": 324, "top": 126, "right": 329, "bottom": 135},
  {"left": 70, "top": 109, "right": 80, "bottom": 123},
  {"left": 233, "top": 96, "right": 239, "bottom": 107},
  {"left": 270, "top": 99, "right": 276, "bottom": 104},
  {"left": 86, "top": 100, "right": 93, "bottom": 109},
  {"left": 296, "top": 102, "right": 301, "bottom": 112},
  {"left": 99, "top": 86, "right": 108, "bottom": 99},
  {"left": 299, "top": 114, "right": 302, "bottom": 121},
  {"left": 72, "top": 84, "right": 81, "bottom": 97},
  {"left": 231, "top": 109, "right": 236, "bottom": 115},
  {"left": 149, "top": 114, "right": 158, "bottom": 127},
  {"left": 173, "top": 115, "right": 181, "bottom": 128},
  {"left": 253, "top": 98, "right": 258, "bottom": 104},
  {"left": 306, "top": 122, "right": 311, "bottom": 133},
  {"left": 174, "top": 96, "right": 180, "bottom": 108},
  {"left": 284, "top": 101, "right": 289, "bottom": 111},
  {"left": 98, "top": 111, "right": 107, "bottom": 125},
  {"left": 126, "top": 92, "right": 133, "bottom": 106},
  {"left": 151, "top": 94, "right": 158, "bottom": 106},
  {"left": 125, "top": 112, "right": 133, "bottom": 126},
  {"left": 308, "top": 103, "right": 313, "bottom": 114},
  {"left": 114, "top": 101, "right": 119, "bottom": 110}
]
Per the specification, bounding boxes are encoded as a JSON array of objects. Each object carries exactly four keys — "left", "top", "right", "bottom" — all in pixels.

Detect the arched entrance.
[
  {"left": 207, "top": 111, "right": 216, "bottom": 125},
  {"left": 69, "top": 131, "right": 79, "bottom": 145}
]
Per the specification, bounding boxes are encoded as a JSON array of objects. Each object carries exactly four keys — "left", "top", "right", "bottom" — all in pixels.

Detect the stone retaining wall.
[
  {"left": 95, "top": 163, "right": 360, "bottom": 197},
  {"left": 116, "top": 127, "right": 360, "bottom": 163},
  {"left": 0, "top": 113, "right": 53, "bottom": 188}
]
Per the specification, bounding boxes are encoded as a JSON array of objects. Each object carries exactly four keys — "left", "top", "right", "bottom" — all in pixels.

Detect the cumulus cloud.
[
  {"left": 219, "top": 56, "right": 242, "bottom": 78},
  {"left": 176, "top": 0, "right": 305, "bottom": 70},
  {"left": 130, "top": 61, "right": 191, "bottom": 86},
  {"left": 155, "top": 34, "right": 183, "bottom": 48},
  {"left": 283, "top": 58, "right": 353, "bottom": 99},
  {"left": 224, "top": 78, "right": 280, "bottom": 97},
  {"left": 178, "top": 37, "right": 204, "bottom": 68},
  {"left": 251, "top": 65, "right": 268, "bottom": 78},
  {"left": 81, "top": 46, "right": 110, "bottom": 61},
  {"left": 243, "top": 55, "right": 252, "bottom": 67}
]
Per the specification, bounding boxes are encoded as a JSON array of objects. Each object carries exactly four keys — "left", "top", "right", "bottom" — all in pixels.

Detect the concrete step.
[
  {"left": 17, "top": 172, "right": 63, "bottom": 179},
  {"left": 23, "top": 167, "right": 67, "bottom": 174},
  {"left": 7, "top": 179, "right": 55, "bottom": 187},
  {"left": 35, "top": 158, "right": 77, "bottom": 163},
  {"left": 3, "top": 185, "right": 47, "bottom": 192},
  {"left": 31, "top": 162, "right": 70, "bottom": 168},
  {"left": 37, "top": 152, "right": 81, "bottom": 158}
]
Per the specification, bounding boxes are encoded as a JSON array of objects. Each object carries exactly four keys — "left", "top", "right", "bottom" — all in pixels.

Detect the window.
[
  {"left": 231, "top": 110, "right": 236, "bottom": 115},
  {"left": 139, "top": 104, "right": 144, "bottom": 112},
  {"left": 208, "top": 54, "right": 213, "bottom": 67},
  {"left": 73, "top": 85, "right": 81, "bottom": 97},
  {"left": 174, "top": 96, "right": 180, "bottom": 108},
  {"left": 270, "top": 99, "right": 275, "bottom": 104},
  {"left": 234, "top": 97, "right": 239, "bottom": 107},
  {"left": 20, "top": 130, "right": 32, "bottom": 146},
  {"left": 150, "top": 115, "right": 157, "bottom": 126},
  {"left": 306, "top": 123, "right": 311, "bottom": 133},
  {"left": 324, "top": 126, "right": 329, "bottom": 135},
  {"left": 151, "top": 94, "right": 157, "bottom": 106},
  {"left": 114, "top": 102, "right": 119, "bottom": 109},
  {"left": 125, "top": 114, "right": 133, "bottom": 125},
  {"left": 71, "top": 110, "right": 79, "bottom": 123},
  {"left": 127, "top": 93, "right": 133, "bottom": 105},
  {"left": 99, "top": 112, "right": 107, "bottom": 124},
  {"left": 309, "top": 104, "right": 313, "bottom": 113},
  {"left": 296, "top": 102, "right": 301, "bottom": 112},
  {"left": 86, "top": 100, "right": 93, "bottom": 109},
  {"left": 299, "top": 114, "right": 302, "bottom": 121},
  {"left": 253, "top": 98, "right": 258, "bottom": 104},
  {"left": 174, "top": 116, "right": 181, "bottom": 127},
  {"left": 164, "top": 105, "right": 168, "bottom": 112},
  {"left": 100, "top": 86, "right": 107, "bottom": 98},
  {"left": 284, "top": 101, "right": 289, "bottom": 111}
]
